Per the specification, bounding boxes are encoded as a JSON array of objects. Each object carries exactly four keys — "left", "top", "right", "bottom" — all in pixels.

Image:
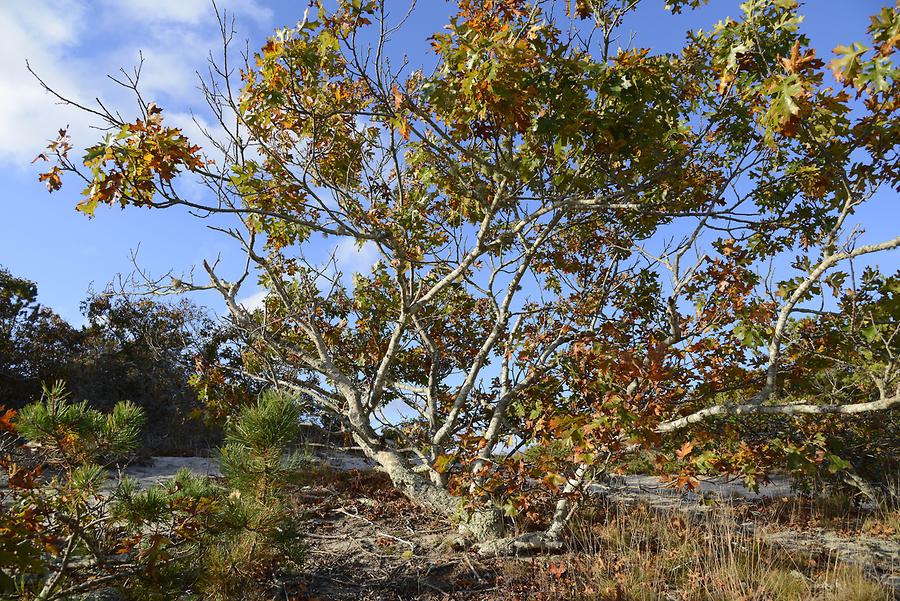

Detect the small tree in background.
[
  {"left": 0, "top": 266, "right": 263, "bottom": 454},
  {"left": 0, "top": 268, "right": 78, "bottom": 405},
  {"left": 15, "top": 381, "right": 145, "bottom": 468}
]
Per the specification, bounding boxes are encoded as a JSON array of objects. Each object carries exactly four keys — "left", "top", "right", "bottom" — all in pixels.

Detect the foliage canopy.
[{"left": 37, "top": 0, "right": 900, "bottom": 548}]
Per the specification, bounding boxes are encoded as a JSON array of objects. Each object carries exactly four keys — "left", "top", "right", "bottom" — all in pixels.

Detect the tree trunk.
[
  {"left": 473, "top": 496, "right": 574, "bottom": 557},
  {"left": 350, "top": 432, "right": 508, "bottom": 542}
]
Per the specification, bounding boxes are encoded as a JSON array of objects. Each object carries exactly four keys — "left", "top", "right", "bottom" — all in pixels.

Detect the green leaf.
[
  {"left": 859, "top": 55, "right": 896, "bottom": 92},
  {"left": 860, "top": 324, "right": 879, "bottom": 342},
  {"left": 830, "top": 43, "right": 869, "bottom": 85},
  {"left": 733, "top": 322, "right": 764, "bottom": 347},
  {"left": 870, "top": 6, "right": 900, "bottom": 47},
  {"left": 825, "top": 454, "right": 851, "bottom": 474},
  {"left": 770, "top": 76, "right": 803, "bottom": 121},
  {"left": 318, "top": 30, "right": 339, "bottom": 53},
  {"left": 726, "top": 42, "right": 751, "bottom": 71}
]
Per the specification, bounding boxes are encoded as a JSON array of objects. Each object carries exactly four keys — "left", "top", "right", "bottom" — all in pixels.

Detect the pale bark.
[{"left": 656, "top": 394, "right": 900, "bottom": 433}]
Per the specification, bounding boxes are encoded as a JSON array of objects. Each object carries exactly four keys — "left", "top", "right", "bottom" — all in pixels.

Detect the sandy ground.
[
  {"left": 121, "top": 456, "right": 221, "bottom": 487},
  {"left": 119, "top": 453, "right": 898, "bottom": 586},
  {"left": 591, "top": 473, "right": 796, "bottom": 504},
  {"left": 118, "top": 450, "right": 375, "bottom": 489},
  {"left": 122, "top": 453, "right": 794, "bottom": 499}
]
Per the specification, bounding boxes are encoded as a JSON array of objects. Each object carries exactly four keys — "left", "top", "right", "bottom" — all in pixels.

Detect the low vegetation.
[
  {"left": 503, "top": 502, "right": 895, "bottom": 601},
  {"left": 1, "top": 383, "right": 897, "bottom": 598},
  {"left": 0, "top": 386, "right": 307, "bottom": 600}
]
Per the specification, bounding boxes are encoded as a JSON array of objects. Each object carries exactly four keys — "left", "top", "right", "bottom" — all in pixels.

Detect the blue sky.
[{"left": 0, "top": 0, "right": 895, "bottom": 325}]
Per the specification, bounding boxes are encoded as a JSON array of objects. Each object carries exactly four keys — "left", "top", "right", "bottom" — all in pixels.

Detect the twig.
[
  {"left": 334, "top": 507, "right": 374, "bottom": 525},
  {"left": 306, "top": 533, "right": 352, "bottom": 540},
  {"left": 376, "top": 531, "right": 415, "bottom": 551},
  {"left": 463, "top": 553, "right": 484, "bottom": 583}
]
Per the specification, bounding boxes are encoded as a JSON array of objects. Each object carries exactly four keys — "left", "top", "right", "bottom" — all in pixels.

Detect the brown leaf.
[
  {"left": 675, "top": 440, "right": 694, "bottom": 459},
  {"left": 398, "top": 117, "right": 411, "bottom": 141},
  {"left": 392, "top": 83, "right": 403, "bottom": 110},
  {"left": 780, "top": 41, "right": 823, "bottom": 74},
  {"left": 38, "top": 166, "right": 63, "bottom": 192},
  {"left": 548, "top": 562, "right": 567, "bottom": 578},
  {"left": 7, "top": 464, "right": 42, "bottom": 489}
]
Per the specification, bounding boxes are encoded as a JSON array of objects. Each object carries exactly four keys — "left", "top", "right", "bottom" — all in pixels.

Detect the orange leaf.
[
  {"left": 548, "top": 562, "right": 567, "bottom": 578},
  {"left": 0, "top": 407, "right": 15, "bottom": 431},
  {"left": 38, "top": 167, "right": 63, "bottom": 192},
  {"left": 675, "top": 441, "right": 694, "bottom": 459},
  {"left": 398, "top": 118, "right": 411, "bottom": 141}
]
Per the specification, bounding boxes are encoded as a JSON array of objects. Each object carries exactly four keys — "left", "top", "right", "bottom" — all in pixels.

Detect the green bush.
[
  {"left": 15, "top": 381, "right": 145, "bottom": 467},
  {"left": 0, "top": 384, "right": 307, "bottom": 600}
]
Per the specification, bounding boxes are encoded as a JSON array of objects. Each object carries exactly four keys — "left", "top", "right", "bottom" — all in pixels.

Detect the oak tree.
[{"left": 38, "top": 0, "right": 900, "bottom": 552}]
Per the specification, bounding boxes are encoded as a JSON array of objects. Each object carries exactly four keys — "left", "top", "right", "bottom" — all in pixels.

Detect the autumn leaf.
[
  {"left": 0, "top": 407, "right": 15, "bottom": 431},
  {"left": 398, "top": 117, "right": 411, "bottom": 141},
  {"left": 676, "top": 474, "right": 700, "bottom": 491},
  {"left": 780, "top": 41, "right": 822, "bottom": 74},
  {"left": 38, "top": 166, "right": 63, "bottom": 192},
  {"left": 548, "top": 562, "right": 567, "bottom": 578},
  {"left": 830, "top": 43, "right": 869, "bottom": 86},
  {"left": 675, "top": 441, "right": 694, "bottom": 459},
  {"left": 7, "top": 464, "right": 42, "bottom": 489}
]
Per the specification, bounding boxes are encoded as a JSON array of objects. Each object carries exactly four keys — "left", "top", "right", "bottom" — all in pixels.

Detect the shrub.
[{"left": 0, "top": 384, "right": 307, "bottom": 600}]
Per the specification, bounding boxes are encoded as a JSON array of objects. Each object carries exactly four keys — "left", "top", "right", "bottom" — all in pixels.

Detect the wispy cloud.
[
  {"left": 332, "top": 238, "right": 381, "bottom": 287},
  {"left": 0, "top": 0, "right": 272, "bottom": 166},
  {"left": 0, "top": 1, "right": 93, "bottom": 164},
  {"left": 237, "top": 288, "right": 267, "bottom": 312},
  {"left": 101, "top": 0, "right": 272, "bottom": 26}
]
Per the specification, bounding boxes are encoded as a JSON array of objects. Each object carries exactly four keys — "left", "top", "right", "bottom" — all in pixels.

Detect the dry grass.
[
  {"left": 496, "top": 500, "right": 894, "bottom": 601},
  {"left": 749, "top": 492, "right": 866, "bottom": 533},
  {"left": 252, "top": 463, "right": 898, "bottom": 600},
  {"left": 862, "top": 508, "right": 900, "bottom": 537},
  {"left": 279, "top": 463, "right": 898, "bottom": 600}
]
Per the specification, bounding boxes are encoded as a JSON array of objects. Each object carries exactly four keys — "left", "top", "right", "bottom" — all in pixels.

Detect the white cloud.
[
  {"left": 168, "top": 110, "right": 218, "bottom": 144},
  {"left": 311, "top": 238, "right": 381, "bottom": 295},
  {"left": 238, "top": 288, "right": 267, "bottom": 312},
  {"left": 0, "top": 0, "right": 272, "bottom": 166},
  {"left": 333, "top": 238, "right": 380, "bottom": 281},
  {"left": 4, "top": 1, "right": 85, "bottom": 45},
  {"left": 0, "top": 1, "right": 96, "bottom": 164}
]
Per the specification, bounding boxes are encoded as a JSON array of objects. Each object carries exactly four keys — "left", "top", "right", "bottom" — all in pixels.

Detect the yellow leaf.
[{"left": 398, "top": 118, "right": 411, "bottom": 141}]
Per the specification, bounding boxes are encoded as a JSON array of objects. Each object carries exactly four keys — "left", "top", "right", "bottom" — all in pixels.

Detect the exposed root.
[{"left": 474, "top": 532, "right": 564, "bottom": 557}]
